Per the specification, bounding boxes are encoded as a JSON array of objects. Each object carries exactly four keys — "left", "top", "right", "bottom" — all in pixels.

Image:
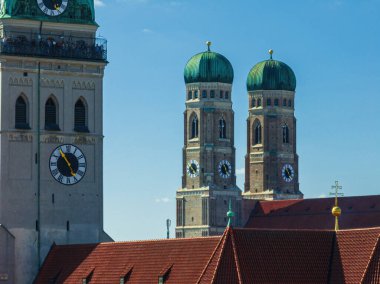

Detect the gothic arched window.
[
  {"left": 225, "top": 91, "right": 229, "bottom": 99},
  {"left": 282, "top": 124, "right": 289, "bottom": 143},
  {"left": 188, "top": 91, "right": 192, "bottom": 100},
  {"left": 219, "top": 117, "right": 226, "bottom": 139},
  {"left": 274, "top": 98, "right": 279, "bottom": 106},
  {"left": 74, "top": 98, "right": 89, "bottom": 132},
  {"left": 194, "top": 90, "right": 198, "bottom": 99},
  {"left": 202, "top": 90, "right": 207, "bottom": 98},
  {"left": 267, "top": 98, "right": 271, "bottom": 106},
  {"left": 15, "top": 95, "right": 29, "bottom": 129},
  {"left": 283, "top": 99, "right": 287, "bottom": 106},
  {"left": 190, "top": 114, "right": 199, "bottom": 139},
  {"left": 45, "top": 97, "right": 59, "bottom": 130},
  {"left": 219, "top": 90, "right": 224, "bottom": 99},
  {"left": 288, "top": 99, "right": 292, "bottom": 107},
  {"left": 257, "top": 98, "right": 262, "bottom": 107},
  {"left": 210, "top": 90, "right": 215, "bottom": 98},
  {"left": 253, "top": 121, "right": 262, "bottom": 145}
]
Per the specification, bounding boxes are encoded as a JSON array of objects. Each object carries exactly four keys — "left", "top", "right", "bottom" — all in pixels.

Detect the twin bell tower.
[{"left": 176, "top": 44, "right": 303, "bottom": 238}]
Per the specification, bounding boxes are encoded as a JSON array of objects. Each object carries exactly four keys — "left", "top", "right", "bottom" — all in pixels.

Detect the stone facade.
[
  {"left": 243, "top": 90, "right": 303, "bottom": 200},
  {"left": 176, "top": 82, "right": 241, "bottom": 238},
  {"left": 0, "top": 19, "right": 111, "bottom": 283}
]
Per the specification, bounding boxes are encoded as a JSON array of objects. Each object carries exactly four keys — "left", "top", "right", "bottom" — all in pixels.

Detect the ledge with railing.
[{"left": 0, "top": 31, "right": 107, "bottom": 61}]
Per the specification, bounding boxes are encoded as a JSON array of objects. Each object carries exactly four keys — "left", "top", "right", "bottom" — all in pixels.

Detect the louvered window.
[
  {"left": 74, "top": 99, "right": 89, "bottom": 132},
  {"left": 45, "top": 98, "right": 60, "bottom": 131},
  {"left": 254, "top": 121, "right": 262, "bottom": 145},
  {"left": 15, "top": 96, "right": 30, "bottom": 129},
  {"left": 191, "top": 114, "right": 198, "bottom": 139},
  {"left": 219, "top": 117, "right": 226, "bottom": 139}
]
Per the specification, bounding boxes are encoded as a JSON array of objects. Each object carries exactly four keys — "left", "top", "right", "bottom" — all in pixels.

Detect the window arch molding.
[
  {"left": 74, "top": 97, "right": 89, "bottom": 132},
  {"left": 189, "top": 112, "right": 199, "bottom": 139},
  {"left": 15, "top": 93, "right": 30, "bottom": 129},
  {"left": 45, "top": 95, "right": 60, "bottom": 131},
  {"left": 252, "top": 119, "right": 262, "bottom": 145}
]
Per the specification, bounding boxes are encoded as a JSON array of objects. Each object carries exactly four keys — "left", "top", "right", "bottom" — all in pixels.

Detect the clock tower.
[
  {"left": 0, "top": 0, "right": 110, "bottom": 282},
  {"left": 243, "top": 50, "right": 303, "bottom": 200},
  {"left": 176, "top": 43, "right": 241, "bottom": 238}
]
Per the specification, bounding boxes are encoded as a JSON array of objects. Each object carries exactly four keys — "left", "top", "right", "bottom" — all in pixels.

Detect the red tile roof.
[
  {"left": 244, "top": 195, "right": 380, "bottom": 230},
  {"left": 35, "top": 227, "right": 380, "bottom": 283}
]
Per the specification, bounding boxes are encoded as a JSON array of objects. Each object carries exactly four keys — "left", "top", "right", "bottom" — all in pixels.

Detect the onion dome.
[
  {"left": 184, "top": 41, "right": 234, "bottom": 84},
  {"left": 246, "top": 50, "right": 296, "bottom": 92}
]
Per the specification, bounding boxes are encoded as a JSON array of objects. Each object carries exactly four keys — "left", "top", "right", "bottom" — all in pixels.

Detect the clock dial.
[
  {"left": 186, "top": 159, "right": 199, "bottom": 178},
  {"left": 282, "top": 164, "right": 294, "bottom": 182},
  {"left": 218, "top": 160, "right": 232, "bottom": 179},
  {"left": 49, "top": 144, "right": 86, "bottom": 185},
  {"left": 37, "top": 0, "right": 68, "bottom": 16}
]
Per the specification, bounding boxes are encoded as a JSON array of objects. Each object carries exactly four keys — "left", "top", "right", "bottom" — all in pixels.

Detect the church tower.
[
  {"left": 176, "top": 43, "right": 241, "bottom": 238},
  {"left": 0, "top": 0, "right": 111, "bottom": 282},
  {"left": 243, "top": 50, "right": 303, "bottom": 200}
]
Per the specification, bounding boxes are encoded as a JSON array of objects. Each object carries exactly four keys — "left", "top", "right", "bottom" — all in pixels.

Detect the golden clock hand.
[
  {"left": 223, "top": 164, "right": 228, "bottom": 173},
  {"left": 286, "top": 168, "right": 291, "bottom": 177},
  {"left": 59, "top": 149, "right": 76, "bottom": 176}
]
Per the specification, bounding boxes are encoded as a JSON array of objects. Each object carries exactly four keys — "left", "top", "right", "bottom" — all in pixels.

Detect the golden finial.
[
  {"left": 329, "top": 181, "right": 344, "bottom": 231},
  {"left": 269, "top": 49, "right": 273, "bottom": 60},
  {"left": 206, "top": 41, "right": 212, "bottom": 52}
]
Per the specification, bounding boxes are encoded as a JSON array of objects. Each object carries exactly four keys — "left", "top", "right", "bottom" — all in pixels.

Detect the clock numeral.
[
  {"left": 50, "top": 162, "right": 57, "bottom": 167},
  {"left": 73, "top": 148, "right": 78, "bottom": 155},
  {"left": 76, "top": 170, "right": 84, "bottom": 177},
  {"left": 60, "top": 3, "right": 66, "bottom": 9},
  {"left": 43, "top": 7, "right": 48, "bottom": 13},
  {"left": 65, "top": 145, "right": 71, "bottom": 153},
  {"left": 79, "top": 163, "right": 86, "bottom": 168},
  {"left": 38, "top": 2, "right": 44, "bottom": 8},
  {"left": 66, "top": 177, "right": 71, "bottom": 184},
  {"left": 73, "top": 176, "right": 78, "bottom": 183},
  {"left": 57, "top": 174, "right": 63, "bottom": 182},
  {"left": 51, "top": 168, "right": 59, "bottom": 176},
  {"left": 77, "top": 154, "right": 84, "bottom": 160}
]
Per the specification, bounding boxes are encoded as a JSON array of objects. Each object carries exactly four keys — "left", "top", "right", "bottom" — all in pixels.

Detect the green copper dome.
[
  {"left": 247, "top": 51, "right": 296, "bottom": 91},
  {"left": 184, "top": 43, "right": 234, "bottom": 84}
]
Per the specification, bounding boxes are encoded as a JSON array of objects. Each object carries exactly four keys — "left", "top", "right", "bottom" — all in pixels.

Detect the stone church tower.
[
  {"left": 176, "top": 43, "right": 241, "bottom": 238},
  {"left": 243, "top": 50, "right": 303, "bottom": 200},
  {"left": 0, "top": 0, "right": 111, "bottom": 282}
]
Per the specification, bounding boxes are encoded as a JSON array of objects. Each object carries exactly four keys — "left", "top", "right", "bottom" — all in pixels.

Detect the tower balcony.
[{"left": 0, "top": 31, "right": 107, "bottom": 62}]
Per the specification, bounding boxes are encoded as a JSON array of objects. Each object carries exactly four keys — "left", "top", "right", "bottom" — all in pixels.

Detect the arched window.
[
  {"left": 202, "top": 90, "right": 207, "bottom": 98},
  {"left": 225, "top": 92, "right": 229, "bottom": 99},
  {"left": 253, "top": 121, "right": 262, "bottom": 145},
  {"left": 188, "top": 91, "right": 192, "bottom": 100},
  {"left": 74, "top": 98, "right": 89, "bottom": 132},
  {"left": 210, "top": 90, "right": 215, "bottom": 98},
  {"left": 15, "top": 95, "right": 29, "bottom": 129},
  {"left": 252, "top": 97, "right": 256, "bottom": 108},
  {"left": 274, "top": 98, "right": 279, "bottom": 106},
  {"left": 45, "top": 97, "right": 59, "bottom": 130},
  {"left": 194, "top": 90, "right": 198, "bottom": 99},
  {"left": 219, "top": 90, "right": 223, "bottom": 99},
  {"left": 257, "top": 98, "right": 262, "bottom": 107},
  {"left": 190, "top": 114, "right": 199, "bottom": 139},
  {"left": 266, "top": 98, "right": 271, "bottom": 106},
  {"left": 288, "top": 99, "right": 292, "bottom": 107},
  {"left": 219, "top": 117, "right": 226, "bottom": 139},
  {"left": 282, "top": 124, "right": 289, "bottom": 143},
  {"left": 283, "top": 99, "right": 287, "bottom": 106}
]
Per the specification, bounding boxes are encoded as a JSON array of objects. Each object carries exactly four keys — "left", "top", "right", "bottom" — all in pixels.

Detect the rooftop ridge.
[
  {"left": 210, "top": 227, "right": 232, "bottom": 284},
  {"left": 360, "top": 235, "right": 380, "bottom": 283},
  {"left": 229, "top": 228, "right": 243, "bottom": 284}
]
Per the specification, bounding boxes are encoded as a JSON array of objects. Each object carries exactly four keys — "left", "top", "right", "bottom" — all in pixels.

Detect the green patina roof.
[
  {"left": 184, "top": 48, "right": 234, "bottom": 84},
  {"left": 247, "top": 58, "right": 296, "bottom": 92},
  {"left": 0, "top": 0, "right": 95, "bottom": 25}
]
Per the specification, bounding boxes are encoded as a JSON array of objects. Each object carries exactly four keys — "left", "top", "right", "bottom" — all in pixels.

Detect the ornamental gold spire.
[
  {"left": 330, "top": 181, "right": 344, "bottom": 231},
  {"left": 269, "top": 49, "right": 273, "bottom": 60},
  {"left": 206, "top": 41, "right": 212, "bottom": 52}
]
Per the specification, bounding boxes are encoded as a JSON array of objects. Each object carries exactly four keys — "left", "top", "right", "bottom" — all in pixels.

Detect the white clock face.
[
  {"left": 218, "top": 160, "right": 232, "bottom": 179},
  {"left": 186, "top": 159, "right": 199, "bottom": 178},
  {"left": 37, "top": 0, "right": 68, "bottom": 16},
  {"left": 49, "top": 144, "right": 86, "bottom": 185},
  {"left": 282, "top": 164, "right": 294, "bottom": 182}
]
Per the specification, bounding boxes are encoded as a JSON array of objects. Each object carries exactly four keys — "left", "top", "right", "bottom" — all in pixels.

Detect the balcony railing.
[{"left": 0, "top": 31, "right": 107, "bottom": 61}]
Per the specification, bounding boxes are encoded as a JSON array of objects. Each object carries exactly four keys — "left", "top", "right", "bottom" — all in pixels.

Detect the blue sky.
[{"left": 94, "top": 0, "right": 380, "bottom": 241}]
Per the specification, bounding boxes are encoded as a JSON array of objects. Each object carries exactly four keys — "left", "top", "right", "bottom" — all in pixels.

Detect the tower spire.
[
  {"left": 330, "top": 181, "right": 343, "bottom": 231},
  {"left": 227, "top": 199, "right": 234, "bottom": 227}
]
